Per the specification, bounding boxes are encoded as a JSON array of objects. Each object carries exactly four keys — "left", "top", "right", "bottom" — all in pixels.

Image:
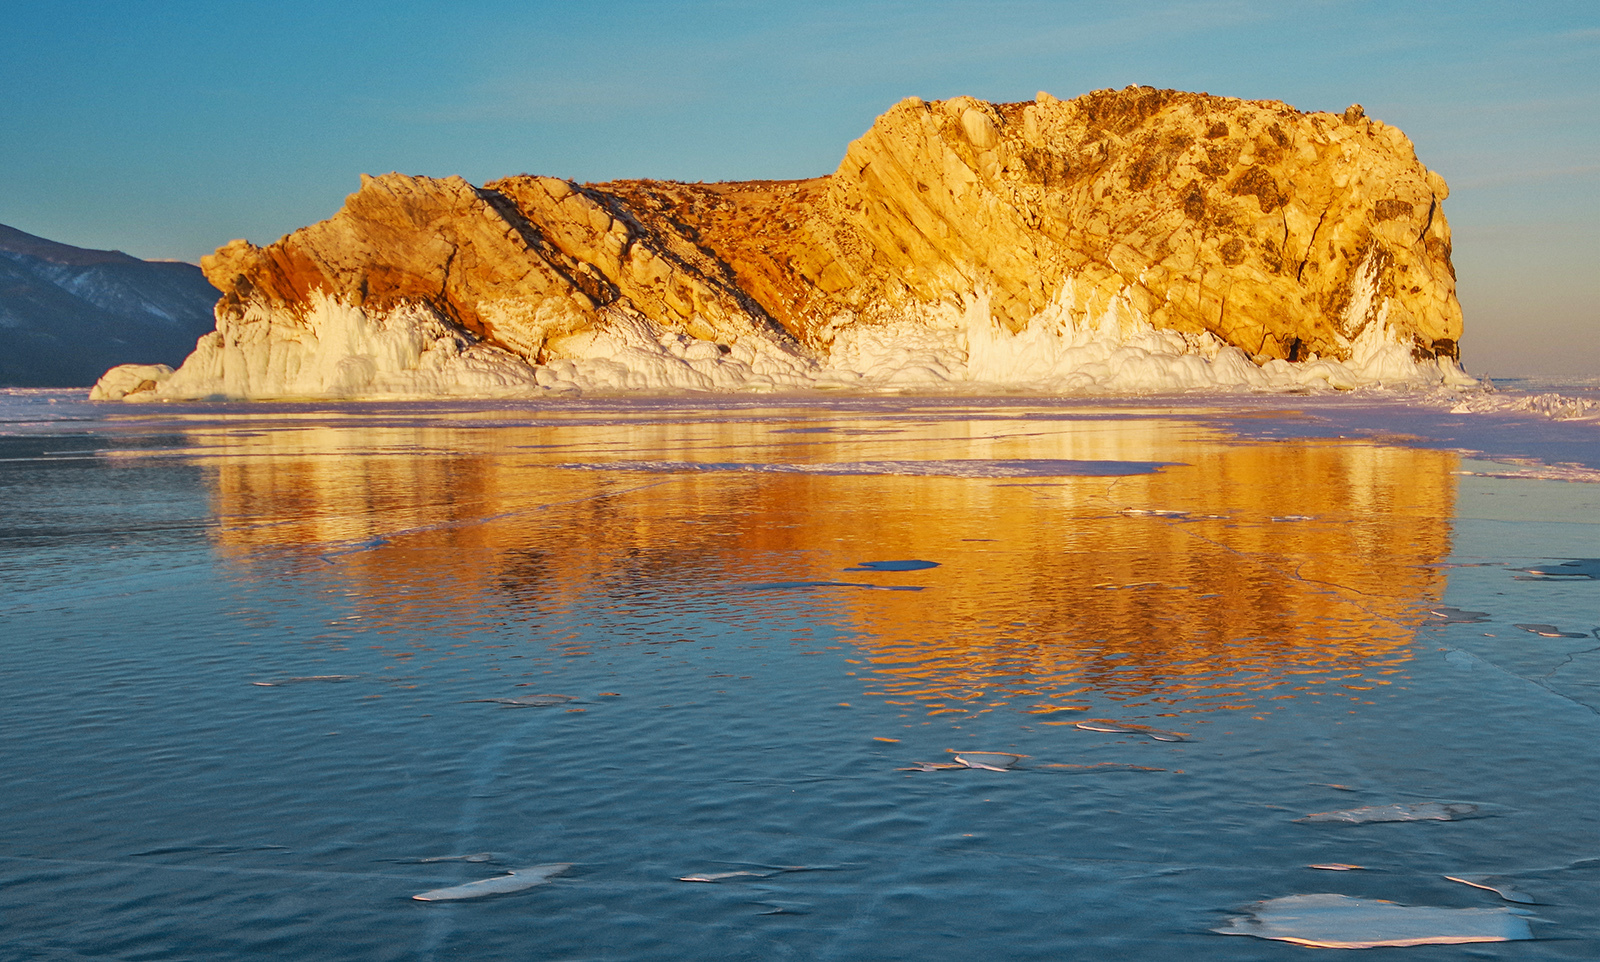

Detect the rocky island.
[{"left": 94, "top": 86, "right": 1472, "bottom": 400}]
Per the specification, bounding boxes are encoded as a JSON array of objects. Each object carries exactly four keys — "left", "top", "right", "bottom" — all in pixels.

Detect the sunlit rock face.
[
  {"left": 99, "top": 87, "right": 1466, "bottom": 399},
  {"left": 805, "top": 91, "right": 1459, "bottom": 361}
]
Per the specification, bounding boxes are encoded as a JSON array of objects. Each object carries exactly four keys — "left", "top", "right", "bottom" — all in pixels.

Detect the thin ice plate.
[
  {"left": 1076, "top": 719, "right": 1191, "bottom": 741},
  {"left": 1213, "top": 893, "right": 1534, "bottom": 947},
  {"left": 412, "top": 863, "right": 571, "bottom": 901},
  {"left": 1296, "top": 801, "right": 1490, "bottom": 824},
  {"left": 464, "top": 694, "right": 581, "bottom": 707},
  {"left": 1513, "top": 623, "right": 1591, "bottom": 639}
]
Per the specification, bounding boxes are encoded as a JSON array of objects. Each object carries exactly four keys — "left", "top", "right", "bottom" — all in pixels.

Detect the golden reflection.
[{"left": 189, "top": 403, "right": 1459, "bottom": 718}]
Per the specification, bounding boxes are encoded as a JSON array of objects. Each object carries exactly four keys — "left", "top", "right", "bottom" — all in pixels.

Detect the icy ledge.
[
  {"left": 1445, "top": 389, "right": 1600, "bottom": 422},
  {"left": 92, "top": 287, "right": 1479, "bottom": 402}
]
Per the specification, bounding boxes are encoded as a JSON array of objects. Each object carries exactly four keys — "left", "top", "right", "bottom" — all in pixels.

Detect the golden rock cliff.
[
  {"left": 99, "top": 87, "right": 1467, "bottom": 399},
  {"left": 805, "top": 89, "right": 1460, "bottom": 362}
]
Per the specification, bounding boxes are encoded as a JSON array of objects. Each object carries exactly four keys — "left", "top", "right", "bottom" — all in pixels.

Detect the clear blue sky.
[{"left": 3, "top": 0, "right": 1595, "bottom": 373}]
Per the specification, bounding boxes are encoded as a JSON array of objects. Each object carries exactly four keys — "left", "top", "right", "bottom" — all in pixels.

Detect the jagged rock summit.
[{"left": 96, "top": 86, "right": 1471, "bottom": 400}]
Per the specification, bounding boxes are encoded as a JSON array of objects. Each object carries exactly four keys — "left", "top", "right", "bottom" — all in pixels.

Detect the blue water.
[{"left": 3, "top": 389, "right": 1599, "bottom": 959}]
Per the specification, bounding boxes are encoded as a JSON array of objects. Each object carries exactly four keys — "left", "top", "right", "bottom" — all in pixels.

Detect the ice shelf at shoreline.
[{"left": 91, "top": 288, "right": 1480, "bottom": 402}]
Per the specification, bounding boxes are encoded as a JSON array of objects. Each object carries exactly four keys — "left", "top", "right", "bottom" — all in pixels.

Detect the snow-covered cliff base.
[{"left": 93, "top": 287, "right": 1478, "bottom": 402}]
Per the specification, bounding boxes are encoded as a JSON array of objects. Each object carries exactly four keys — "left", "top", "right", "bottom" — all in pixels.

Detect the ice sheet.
[
  {"left": 1213, "top": 893, "right": 1534, "bottom": 947},
  {"left": 7, "top": 389, "right": 1600, "bottom": 961},
  {"left": 1295, "top": 802, "right": 1492, "bottom": 824},
  {"left": 411, "top": 864, "right": 570, "bottom": 901}
]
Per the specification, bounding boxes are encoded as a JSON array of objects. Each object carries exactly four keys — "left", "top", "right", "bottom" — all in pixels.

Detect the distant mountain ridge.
[{"left": 0, "top": 223, "right": 219, "bottom": 386}]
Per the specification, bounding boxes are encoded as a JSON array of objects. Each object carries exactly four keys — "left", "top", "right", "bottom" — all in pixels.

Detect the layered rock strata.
[{"left": 97, "top": 86, "right": 1470, "bottom": 400}]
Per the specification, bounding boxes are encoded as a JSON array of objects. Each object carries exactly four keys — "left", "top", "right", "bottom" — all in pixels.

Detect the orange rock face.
[{"left": 195, "top": 86, "right": 1460, "bottom": 381}]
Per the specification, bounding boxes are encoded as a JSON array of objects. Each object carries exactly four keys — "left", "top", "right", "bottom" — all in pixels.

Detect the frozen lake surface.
[{"left": 3, "top": 387, "right": 1599, "bottom": 959}]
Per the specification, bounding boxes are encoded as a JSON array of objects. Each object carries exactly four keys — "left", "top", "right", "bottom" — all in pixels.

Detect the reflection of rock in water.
[
  {"left": 494, "top": 547, "right": 553, "bottom": 604},
  {"left": 199, "top": 406, "right": 1457, "bottom": 718},
  {"left": 839, "top": 441, "right": 1457, "bottom": 716},
  {"left": 745, "top": 580, "right": 925, "bottom": 592}
]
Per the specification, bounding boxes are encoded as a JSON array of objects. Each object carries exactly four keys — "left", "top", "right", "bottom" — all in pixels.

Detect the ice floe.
[
  {"left": 898, "top": 750, "right": 1028, "bottom": 772},
  {"left": 1296, "top": 801, "right": 1493, "bottom": 824},
  {"left": 678, "top": 870, "right": 781, "bottom": 882},
  {"left": 411, "top": 863, "right": 571, "bottom": 901},
  {"left": 1449, "top": 387, "right": 1600, "bottom": 422},
  {"left": 1075, "top": 719, "right": 1191, "bottom": 742},
  {"left": 1425, "top": 607, "right": 1491, "bottom": 624},
  {"left": 1460, "top": 462, "right": 1600, "bottom": 483},
  {"left": 897, "top": 751, "right": 1165, "bottom": 775},
  {"left": 1512, "top": 623, "right": 1592, "bottom": 639},
  {"left": 464, "top": 694, "right": 581, "bottom": 707},
  {"left": 1514, "top": 559, "right": 1600, "bottom": 580},
  {"left": 950, "top": 751, "right": 1028, "bottom": 771},
  {"left": 1308, "top": 863, "right": 1366, "bottom": 871},
  {"left": 1213, "top": 893, "right": 1534, "bottom": 947}
]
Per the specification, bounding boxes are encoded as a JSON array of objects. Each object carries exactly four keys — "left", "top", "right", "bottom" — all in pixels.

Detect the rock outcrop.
[
  {"left": 98, "top": 86, "right": 1471, "bottom": 400},
  {"left": 0, "top": 224, "right": 219, "bottom": 387}
]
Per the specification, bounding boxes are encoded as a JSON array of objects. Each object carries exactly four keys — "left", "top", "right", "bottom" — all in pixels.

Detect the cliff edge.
[{"left": 96, "top": 87, "right": 1471, "bottom": 400}]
